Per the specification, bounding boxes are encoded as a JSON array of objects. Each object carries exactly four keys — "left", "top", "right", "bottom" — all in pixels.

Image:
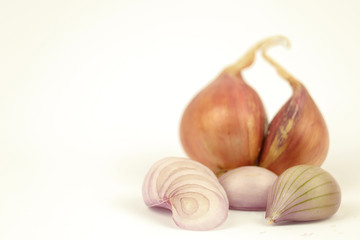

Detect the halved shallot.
[{"left": 142, "top": 157, "right": 229, "bottom": 230}]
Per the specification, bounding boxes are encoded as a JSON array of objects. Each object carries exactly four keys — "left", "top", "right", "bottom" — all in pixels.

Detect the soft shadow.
[
  {"left": 263, "top": 203, "right": 354, "bottom": 227},
  {"left": 334, "top": 198, "right": 360, "bottom": 220},
  {"left": 111, "top": 194, "right": 176, "bottom": 229},
  {"left": 264, "top": 219, "right": 326, "bottom": 227},
  {"left": 216, "top": 209, "right": 267, "bottom": 231}
]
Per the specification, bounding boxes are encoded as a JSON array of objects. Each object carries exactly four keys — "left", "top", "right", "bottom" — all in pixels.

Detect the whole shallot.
[
  {"left": 259, "top": 38, "right": 329, "bottom": 175},
  {"left": 180, "top": 36, "right": 288, "bottom": 176},
  {"left": 219, "top": 166, "right": 277, "bottom": 210},
  {"left": 266, "top": 165, "right": 341, "bottom": 223}
]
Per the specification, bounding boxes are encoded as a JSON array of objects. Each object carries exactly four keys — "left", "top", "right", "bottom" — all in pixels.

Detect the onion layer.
[{"left": 142, "top": 157, "right": 229, "bottom": 230}]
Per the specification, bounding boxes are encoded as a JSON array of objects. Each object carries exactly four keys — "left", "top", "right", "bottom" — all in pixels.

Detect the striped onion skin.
[
  {"left": 266, "top": 165, "right": 341, "bottom": 223},
  {"left": 142, "top": 157, "right": 229, "bottom": 230}
]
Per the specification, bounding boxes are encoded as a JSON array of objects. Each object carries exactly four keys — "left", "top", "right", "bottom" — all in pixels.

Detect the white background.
[{"left": 1, "top": 0, "right": 360, "bottom": 239}]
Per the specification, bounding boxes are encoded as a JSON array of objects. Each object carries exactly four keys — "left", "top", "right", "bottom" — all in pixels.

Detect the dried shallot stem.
[
  {"left": 261, "top": 37, "right": 301, "bottom": 88},
  {"left": 225, "top": 35, "right": 290, "bottom": 75}
]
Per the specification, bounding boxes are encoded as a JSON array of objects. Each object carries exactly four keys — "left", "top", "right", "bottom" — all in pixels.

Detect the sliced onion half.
[{"left": 142, "top": 157, "right": 229, "bottom": 230}]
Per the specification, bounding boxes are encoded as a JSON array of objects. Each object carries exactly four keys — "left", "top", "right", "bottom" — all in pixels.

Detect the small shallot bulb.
[
  {"left": 266, "top": 165, "right": 341, "bottom": 224},
  {"left": 258, "top": 39, "right": 329, "bottom": 175},
  {"left": 219, "top": 166, "right": 277, "bottom": 210},
  {"left": 180, "top": 36, "right": 288, "bottom": 176},
  {"left": 142, "top": 157, "right": 229, "bottom": 231}
]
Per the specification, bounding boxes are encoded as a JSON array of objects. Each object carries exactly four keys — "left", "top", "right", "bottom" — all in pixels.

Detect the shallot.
[
  {"left": 219, "top": 166, "right": 277, "bottom": 210},
  {"left": 142, "top": 157, "right": 229, "bottom": 230},
  {"left": 180, "top": 36, "right": 288, "bottom": 176},
  {"left": 266, "top": 165, "right": 341, "bottom": 223},
  {"left": 258, "top": 38, "right": 329, "bottom": 175}
]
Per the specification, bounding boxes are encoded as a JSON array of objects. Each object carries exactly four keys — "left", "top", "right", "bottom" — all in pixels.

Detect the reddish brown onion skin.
[
  {"left": 180, "top": 71, "right": 267, "bottom": 176},
  {"left": 259, "top": 82, "right": 329, "bottom": 175}
]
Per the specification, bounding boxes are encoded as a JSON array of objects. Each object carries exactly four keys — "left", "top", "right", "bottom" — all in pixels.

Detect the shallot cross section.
[{"left": 142, "top": 157, "right": 229, "bottom": 230}]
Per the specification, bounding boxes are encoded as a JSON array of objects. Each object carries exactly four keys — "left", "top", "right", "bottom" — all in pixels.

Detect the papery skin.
[
  {"left": 259, "top": 81, "right": 329, "bottom": 175},
  {"left": 266, "top": 165, "right": 341, "bottom": 223},
  {"left": 258, "top": 39, "right": 330, "bottom": 175},
  {"left": 180, "top": 71, "right": 267, "bottom": 176}
]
